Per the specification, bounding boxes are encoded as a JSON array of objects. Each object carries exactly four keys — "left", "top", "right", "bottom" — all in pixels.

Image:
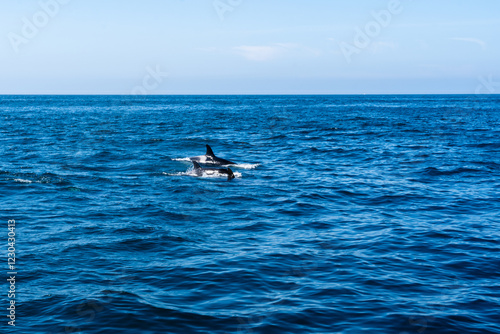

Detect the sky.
[{"left": 0, "top": 0, "right": 499, "bottom": 94}]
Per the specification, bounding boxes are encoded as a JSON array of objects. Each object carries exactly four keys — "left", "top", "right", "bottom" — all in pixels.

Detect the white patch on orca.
[
  {"left": 173, "top": 156, "right": 214, "bottom": 164},
  {"left": 192, "top": 155, "right": 210, "bottom": 163}
]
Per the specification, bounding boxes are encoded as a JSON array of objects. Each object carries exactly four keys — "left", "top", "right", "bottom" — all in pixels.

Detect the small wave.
[
  {"left": 467, "top": 142, "right": 500, "bottom": 149},
  {"left": 421, "top": 167, "right": 483, "bottom": 176},
  {"left": 163, "top": 171, "right": 192, "bottom": 177},
  {"left": 172, "top": 158, "right": 192, "bottom": 162},
  {"left": 14, "top": 178, "right": 33, "bottom": 183},
  {"left": 63, "top": 187, "right": 82, "bottom": 192},
  {"left": 144, "top": 138, "right": 164, "bottom": 143}
]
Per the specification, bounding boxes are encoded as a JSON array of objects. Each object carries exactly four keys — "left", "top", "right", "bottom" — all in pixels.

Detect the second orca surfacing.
[{"left": 192, "top": 161, "right": 235, "bottom": 181}]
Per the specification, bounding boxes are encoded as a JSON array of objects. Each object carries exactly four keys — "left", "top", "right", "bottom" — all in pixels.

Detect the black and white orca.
[
  {"left": 190, "top": 145, "right": 236, "bottom": 166},
  {"left": 192, "top": 161, "right": 235, "bottom": 180}
]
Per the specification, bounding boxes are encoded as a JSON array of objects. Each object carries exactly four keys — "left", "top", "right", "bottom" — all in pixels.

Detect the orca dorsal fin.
[
  {"left": 206, "top": 145, "right": 215, "bottom": 157},
  {"left": 192, "top": 161, "right": 202, "bottom": 169},
  {"left": 227, "top": 167, "right": 235, "bottom": 180}
]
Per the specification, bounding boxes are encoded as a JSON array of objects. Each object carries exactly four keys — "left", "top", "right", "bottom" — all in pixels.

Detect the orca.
[
  {"left": 190, "top": 145, "right": 236, "bottom": 165},
  {"left": 192, "top": 161, "right": 235, "bottom": 180}
]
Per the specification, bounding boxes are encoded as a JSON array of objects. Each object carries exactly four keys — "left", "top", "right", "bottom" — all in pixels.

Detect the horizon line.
[{"left": 1, "top": 93, "right": 498, "bottom": 96}]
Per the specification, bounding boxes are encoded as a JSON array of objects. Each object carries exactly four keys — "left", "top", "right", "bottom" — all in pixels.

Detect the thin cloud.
[
  {"left": 233, "top": 45, "right": 282, "bottom": 61},
  {"left": 370, "top": 41, "right": 397, "bottom": 54},
  {"left": 451, "top": 37, "right": 486, "bottom": 50},
  {"left": 233, "top": 43, "right": 320, "bottom": 62}
]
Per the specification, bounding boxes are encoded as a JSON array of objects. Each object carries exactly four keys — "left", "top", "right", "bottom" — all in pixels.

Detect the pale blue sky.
[{"left": 1, "top": 0, "right": 499, "bottom": 94}]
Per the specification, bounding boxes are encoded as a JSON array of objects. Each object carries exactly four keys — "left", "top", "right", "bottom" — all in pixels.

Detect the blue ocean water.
[{"left": 1, "top": 95, "right": 500, "bottom": 334}]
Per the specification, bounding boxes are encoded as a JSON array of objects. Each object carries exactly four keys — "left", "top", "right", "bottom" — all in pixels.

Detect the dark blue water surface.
[{"left": 1, "top": 95, "right": 500, "bottom": 334}]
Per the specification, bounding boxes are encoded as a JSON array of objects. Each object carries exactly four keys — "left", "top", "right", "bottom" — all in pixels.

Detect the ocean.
[{"left": 1, "top": 95, "right": 499, "bottom": 333}]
